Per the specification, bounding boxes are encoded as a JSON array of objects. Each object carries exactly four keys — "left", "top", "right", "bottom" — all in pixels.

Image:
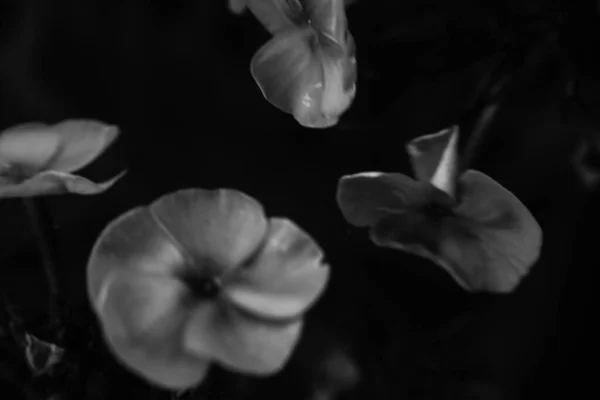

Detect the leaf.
[
  {"left": 0, "top": 170, "right": 125, "bottom": 198},
  {"left": 24, "top": 332, "right": 64, "bottom": 376},
  {"left": 336, "top": 171, "right": 430, "bottom": 227},
  {"left": 251, "top": 29, "right": 355, "bottom": 128},
  {"left": 224, "top": 218, "right": 330, "bottom": 319},
  {"left": 183, "top": 301, "right": 303, "bottom": 375},
  {"left": 406, "top": 125, "right": 459, "bottom": 197}
]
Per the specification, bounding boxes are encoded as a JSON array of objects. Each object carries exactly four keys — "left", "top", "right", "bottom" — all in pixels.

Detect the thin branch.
[{"left": 22, "top": 198, "right": 61, "bottom": 331}]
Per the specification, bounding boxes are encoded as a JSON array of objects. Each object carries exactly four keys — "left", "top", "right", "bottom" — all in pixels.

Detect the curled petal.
[
  {"left": 0, "top": 122, "right": 61, "bottom": 172},
  {"left": 240, "top": 0, "right": 303, "bottom": 35},
  {"left": 149, "top": 188, "right": 268, "bottom": 271},
  {"left": 440, "top": 170, "right": 543, "bottom": 292},
  {"left": 95, "top": 270, "right": 210, "bottom": 389},
  {"left": 406, "top": 125, "right": 459, "bottom": 197},
  {"left": 0, "top": 120, "right": 119, "bottom": 174},
  {"left": 183, "top": 301, "right": 302, "bottom": 375},
  {"left": 87, "top": 207, "right": 189, "bottom": 307},
  {"left": 224, "top": 218, "right": 330, "bottom": 319},
  {"left": 0, "top": 170, "right": 125, "bottom": 198},
  {"left": 336, "top": 171, "right": 430, "bottom": 227},
  {"left": 251, "top": 29, "right": 355, "bottom": 128},
  {"left": 43, "top": 120, "right": 120, "bottom": 173}
]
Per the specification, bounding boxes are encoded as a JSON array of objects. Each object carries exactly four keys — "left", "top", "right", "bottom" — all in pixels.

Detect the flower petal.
[
  {"left": 336, "top": 171, "right": 430, "bottom": 227},
  {"left": 224, "top": 218, "right": 330, "bottom": 320},
  {"left": 87, "top": 207, "right": 190, "bottom": 306},
  {"left": 250, "top": 29, "right": 354, "bottom": 128},
  {"left": 183, "top": 301, "right": 302, "bottom": 375},
  {"left": 306, "top": 0, "right": 348, "bottom": 44},
  {"left": 406, "top": 125, "right": 459, "bottom": 197},
  {"left": 242, "top": 0, "right": 304, "bottom": 35},
  {"left": 149, "top": 188, "right": 268, "bottom": 271},
  {"left": 435, "top": 170, "right": 543, "bottom": 293},
  {"left": 95, "top": 270, "right": 210, "bottom": 389},
  {"left": 44, "top": 119, "right": 120, "bottom": 173},
  {"left": 0, "top": 170, "right": 124, "bottom": 198},
  {"left": 0, "top": 122, "right": 61, "bottom": 172}
]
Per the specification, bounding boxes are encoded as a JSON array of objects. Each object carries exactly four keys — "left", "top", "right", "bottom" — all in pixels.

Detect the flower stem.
[{"left": 22, "top": 198, "right": 61, "bottom": 332}]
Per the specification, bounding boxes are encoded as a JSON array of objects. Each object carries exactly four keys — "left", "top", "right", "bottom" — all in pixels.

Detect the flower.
[
  {"left": 0, "top": 119, "right": 125, "bottom": 198},
  {"left": 336, "top": 126, "right": 542, "bottom": 293},
  {"left": 86, "top": 188, "right": 330, "bottom": 390},
  {"left": 231, "top": 0, "right": 357, "bottom": 128}
]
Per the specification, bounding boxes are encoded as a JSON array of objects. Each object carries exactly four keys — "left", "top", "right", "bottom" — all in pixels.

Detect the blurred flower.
[
  {"left": 87, "top": 188, "right": 330, "bottom": 390},
  {"left": 336, "top": 126, "right": 542, "bottom": 293},
  {"left": 231, "top": 0, "right": 357, "bottom": 128},
  {"left": 0, "top": 120, "right": 125, "bottom": 198}
]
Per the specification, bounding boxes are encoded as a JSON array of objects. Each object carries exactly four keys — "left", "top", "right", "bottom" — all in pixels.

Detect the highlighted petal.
[
  {"left": 96, "top": 271, "right": 210, "bottom": 389},
  {"left": 0, "top": 123, "right": 61, "bottom": 172},
  {"left": 241, "top": 0, "right": 303, "bottom": 35},
  {"left": 406, "top": 125, "right": 459, "bottom": 197},
  {"left": 149, "top": 188, "right": 268, "bottom": 270},
  {"left": 0, "top": 170, "right": 125, "bottom": 198},
  {"left": 251, "top": 29, "right": 354, "bottom": 128},
  {"left": 183, "top": 301, "right": 302, "bottom": 375},
  {"left": 307, "top": 0, "right": 348, "bottom": 44},
  {"left": 437, "top": 170, "right": 543, "bottom": 292},
  {"left": 336, "top": 172, "right": 430, "bottom": 227},
  {"left": 224, "top": 218, "right": 330, "bottom": 319},
  {"left": 44, "top": 120, "right": 120, "bottom": 173}
]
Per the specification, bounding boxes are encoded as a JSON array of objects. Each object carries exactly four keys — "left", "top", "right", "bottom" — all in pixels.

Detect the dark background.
[{"left": 0, "top": 0, "right": 593, "bottom": 399}]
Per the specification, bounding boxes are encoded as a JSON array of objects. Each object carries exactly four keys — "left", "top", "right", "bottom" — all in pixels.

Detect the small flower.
[
  {"left": 0, "top": 119, "right": 125, "bottom": 198},
  {"left": 336, "top": 126, "right": 542, "bottom": 293},
  {"left": 87, "top": 188, "right": 330, "bottom": 390},
  {"left": 231, "top": 0, "right": 357, "bottom": 128}
]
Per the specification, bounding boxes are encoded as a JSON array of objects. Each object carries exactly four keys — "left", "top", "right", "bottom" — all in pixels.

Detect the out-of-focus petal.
[
  {"left": 87, "top": 207, "right": 189, "bottom": 308},
  {"left": 436, "top": 170, "right": 543, "bottom": 293},
  {"left": 336, "top": 171, "right": 430, "bottom": 227},
  {"left": 44, "top": 120, "right": 120, "bottom": 173},
  {"left": 406, "top": 126, "right": 459, "bottom": 197},
  {"left": 149, "top": 188, "right": 268, "bottom": 271},
  {"left": 96, "top": 270, "right": 210, "bottom": 389},
  {"left": 224, "top": 218, "right": 329, "bottom": 320},
  {"left": 228, "top": 0, "right": 249, "bottom": 14},
  {"left": 183, "top": 301, "right": 302, "bottom": 375},
  {"left": 0, "top": 170, "right": 125, "bottom": 198},
  {"left": 0, "top": 122, "right": 61, "bottom": 171},
  {"left": 243, "top": 0, "right": 303, "bottom": 35}
]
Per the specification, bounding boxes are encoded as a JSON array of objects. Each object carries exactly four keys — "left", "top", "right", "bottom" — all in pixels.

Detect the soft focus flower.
[
  {"left": 87, "top": 188, "right": 330, "bottom": 390},
  {"left": 0, "top": 120, "right": 125, "bottom": 198},
  {"left": 336, "top": 126, "right": 542, "bottom": 293},
  {"left": 231, "top": 0, "right": 357, "bottom": 128}
]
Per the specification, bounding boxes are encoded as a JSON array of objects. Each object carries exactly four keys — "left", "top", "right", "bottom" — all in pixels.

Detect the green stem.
[{"left": 23, "top": 198, "right": 61, "bottom": 332}]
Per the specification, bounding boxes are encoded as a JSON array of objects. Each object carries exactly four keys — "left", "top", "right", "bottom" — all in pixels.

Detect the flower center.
[
  {"left": 421, "top": 202, "right": 454, "bottom": 220},
  {"left": 179, "top": 272, "right": 222, "bottom": 300}
]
